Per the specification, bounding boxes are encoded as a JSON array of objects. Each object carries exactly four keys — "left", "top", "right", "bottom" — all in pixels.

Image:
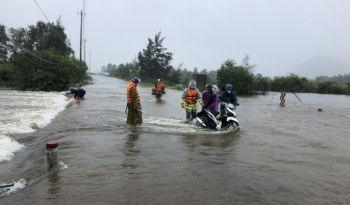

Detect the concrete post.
[{"left": 46, "top": 142, "right": 58, "bottom": 171}]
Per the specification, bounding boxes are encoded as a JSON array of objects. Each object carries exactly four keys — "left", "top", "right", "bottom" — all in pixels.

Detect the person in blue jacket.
[
  {"left": 71, "top": 84, "right": 86, "bottom": 98},
  {"left": 218, "top": 84, "right": 238, "bottom": 117}
]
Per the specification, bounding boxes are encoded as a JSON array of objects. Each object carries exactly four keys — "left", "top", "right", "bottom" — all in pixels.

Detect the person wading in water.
[{"left": 126, "top": 77, "right": 142, "bottom": 126}]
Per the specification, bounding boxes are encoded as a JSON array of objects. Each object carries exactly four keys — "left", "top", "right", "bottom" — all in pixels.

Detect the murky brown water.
[{"left": 1, "top": 75, "right": 350, "bottom": 205}]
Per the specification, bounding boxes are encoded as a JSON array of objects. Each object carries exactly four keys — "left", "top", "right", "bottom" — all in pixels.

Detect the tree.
[
  {"left": 0, "top": 24, "right": 8, "bottom": 63},
  {"left": 138, "top": 31, "right": 173, "bottom": 81},
  {"left": 13, "top": 48, "right": 81, "bottom": 91},
  {"left": 181, "top": 68, "right": 193, "bottom": 86},
  {"left": 101, "top": 66, "right": 107, "bottom": 73},
  {"left": 207, "top": 70, "right": 217, "bottom": 84},
  {"left": 1, "top": 18, "right": 84, "bottom": 91},
  {"left": 169, "top": 68, "right": 182, "bottom": 85},
  {"left": 130, "top": 56, "right": 139, "bottom": 72},
  {"left": 254, "top": 73, "right": 270, "bottom": 94},
  {"left": 217, "top": 59, "right": 254, "bottom": 95},
  {"left": 242, "top": 54, "right": 256, "bottom": 73},
  {"left": 269, "top": 74, "right": 315, "bottom": 93},
  {"left": 0, "top": 64, "right": 15, "bottom": 87},
  {"left": 7, "top": 18, "right": 74, "bottom": 58}
]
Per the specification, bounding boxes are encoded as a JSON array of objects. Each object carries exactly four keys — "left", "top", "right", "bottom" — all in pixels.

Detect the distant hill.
[{"left": 292, "top": 56, "right": 350, "bottom": 79}]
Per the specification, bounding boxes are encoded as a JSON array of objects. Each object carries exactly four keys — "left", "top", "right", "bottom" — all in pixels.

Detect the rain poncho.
[{"left": 202, "top": 90, "right": 218, "bottom": 111}]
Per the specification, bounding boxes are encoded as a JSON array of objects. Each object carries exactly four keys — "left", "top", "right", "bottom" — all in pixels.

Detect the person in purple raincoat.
[{"left": 202, "top": 84, "right": 219, "bottom": 112}]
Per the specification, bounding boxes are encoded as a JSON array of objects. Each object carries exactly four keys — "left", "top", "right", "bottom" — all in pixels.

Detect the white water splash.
[
  {"left": 0, "top": 179, "right": 26, "bottom": 196},
  {"left": 59, "top": 161, "right": 69, "bottom": 170},
  {"left": 0, "top": 135, "right": 25, "bottom": 162}
]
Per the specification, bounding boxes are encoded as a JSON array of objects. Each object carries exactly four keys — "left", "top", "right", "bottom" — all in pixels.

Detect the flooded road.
[{"left": 1, "top": 75, "right": 350, "bottom": 204}]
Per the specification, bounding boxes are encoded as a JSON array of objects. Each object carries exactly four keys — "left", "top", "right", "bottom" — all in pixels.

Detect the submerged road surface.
[{"left": 1, "top": 75, "right": 350, "bottom": 205}]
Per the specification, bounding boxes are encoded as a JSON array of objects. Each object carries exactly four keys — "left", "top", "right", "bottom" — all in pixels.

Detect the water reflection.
[
  {"left": 121, "top": 132, "right": 140, "bottom": 169},
  {"left": 180, "top": 132, "right": 241, "bottom": 170},
  {"left": 47, "top": 174, "right": 60, "bottom": 195},
  {"left": 126, "top": 133, "right": 139, "bottom": 149},
  {"left": 155, "top": 98, "right": 165, "bottom": 105},
  {"left": 182, "top": 132, "right": 241, "bottom": 150}
]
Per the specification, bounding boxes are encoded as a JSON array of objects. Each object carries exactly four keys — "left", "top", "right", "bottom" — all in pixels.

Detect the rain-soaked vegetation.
[{"left": 1, "top": 24, "right": 349, "bottom": 95}]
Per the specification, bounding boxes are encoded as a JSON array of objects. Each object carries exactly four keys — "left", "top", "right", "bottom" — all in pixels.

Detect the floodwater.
[{"left": 1, "top": 75, "right": 350, "bottom": 205}]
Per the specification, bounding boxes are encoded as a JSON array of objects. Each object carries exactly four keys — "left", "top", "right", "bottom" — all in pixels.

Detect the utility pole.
[
  {"left": 89, "top": 51, "right": 91, "bottom": 73},
  {"left": 79, "top": 10, "right": 83, "bottom": 83},
  {"left": 84, "top": 39, "right": 86, "bottom": 64},
  {"left": 83, "top": 0, "right": 87, "bottom": 74}
]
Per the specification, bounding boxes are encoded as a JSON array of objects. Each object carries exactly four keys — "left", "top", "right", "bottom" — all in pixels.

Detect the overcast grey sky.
[{"left": 2, "top": 0, "right": 350, "bottom": 77}]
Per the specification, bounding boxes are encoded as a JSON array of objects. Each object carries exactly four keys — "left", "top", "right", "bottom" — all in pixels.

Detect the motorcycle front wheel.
[{"left": 224, "top": 121, "right": 240, "bottom": 130}]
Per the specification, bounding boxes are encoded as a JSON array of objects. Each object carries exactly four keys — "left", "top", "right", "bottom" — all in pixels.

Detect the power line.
[
  {"left": 23, "top": 54, "right": 57, "bottom": 70},
  {"left": 33, "top": 0, "right": 69, "bottom": 53},
  {"left": 33, "top": 0, "right": 51, "bottom": 23},
  {"left": 1, "top": 30, "right": 56, "bottom": 65}
]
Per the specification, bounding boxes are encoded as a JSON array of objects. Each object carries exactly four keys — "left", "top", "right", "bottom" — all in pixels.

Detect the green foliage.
[
  {"left": 242, "top": 54, "right": 256, "bottom": 73},
  {"left": 105, "top": 46, "right": 350, "bottom": 96},
  {"left": 168, "top": 68, "right": 182, "bottom": 85},
  {"left": 0, "top": 24, "right": 8, "bottom": 63},
  {"left": 317, "top": 81, "right": 347, "bottom": 94},
  {"left": 254, "top": 73, "right": 270, "bottom": 93},
  {"left": 12, "top": 48, "right": 82, "bottom": 91},
  {"left": 6, "top": 19, "right": 74, "bottom": 61},
  {"left": 180, "top": 68, "right": 193, "bottom": 86},
  {"left": 270, "top": 74, "right": 315, "bottom": 93},
  {"left": 138, "top": 31, "right": 173, "bottom": 80},
  {"left": 108, "top": 63, "right": 139, "bottom": 79},
  {"left": 0, "top": 18, "right": 88, "bottom": 91},
  {"left": 207, "top": 70, "right": 217, "bottom": 84},
  {"left": 313, "top": 74, "right": 350, "bottom": 87},
  {"left": 217, "top": 59, "right": 254, "bottom": 95},
  {"left": 0, "top": 63, "right": 15, "bottom": 87},
  {"left": 171, "top": 84, "right": 184, "bottom": 91},
  {"left": 346, "top": 83, "right": 350, "bottom": 95}
]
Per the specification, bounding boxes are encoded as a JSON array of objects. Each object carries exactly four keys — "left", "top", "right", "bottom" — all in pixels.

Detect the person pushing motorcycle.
[
  {"left": 218, "top": 84, "right": 238, "bottom": 118},
  {"left": 180, "top": 80, "right": 203, "bottom": 123},
  {"left": 202, "top": 84, "right": 219, "bottom": 112}
]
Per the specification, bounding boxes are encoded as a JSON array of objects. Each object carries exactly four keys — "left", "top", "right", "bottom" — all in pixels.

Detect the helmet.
[
  {"left": 189, "top": 80, "right": 196, "bottom": 86},
  {"left": 225, "top": 84, "right": 233, "bottom": 91},
  {"left": 131, "top": 77, "right": 140, "bottom": 85},
  {"left": 158, "top": 79, "right": 162, "bottom": 82},
  {"left": 206, "top": 84, "right": 213, "bottom": 89}
]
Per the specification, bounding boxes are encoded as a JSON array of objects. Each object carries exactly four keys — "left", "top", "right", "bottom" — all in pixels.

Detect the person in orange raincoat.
[
  {"left": 154, "top": 79, "right": 165, "bottom": 94},
  {"left": 180, "top": 80, "right": 203, "bottom": 123},
  {"left": 126, "top": 77, "right": 142, "bottom": 126},
  {"left": 152, "top": 79, "right": 166, "bottom": 95}
]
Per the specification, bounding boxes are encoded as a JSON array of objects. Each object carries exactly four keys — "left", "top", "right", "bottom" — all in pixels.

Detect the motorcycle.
[
  {"left": 152, "top": 88, "right": 165, "bottom": 100},
  {"left": 196, "top": 103, "right": 240, "bottom": 130}
]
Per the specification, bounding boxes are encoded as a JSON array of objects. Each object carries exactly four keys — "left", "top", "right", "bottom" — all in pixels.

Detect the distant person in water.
[{"left": 72, "top": 84, "right": 86, "bottom": 99}]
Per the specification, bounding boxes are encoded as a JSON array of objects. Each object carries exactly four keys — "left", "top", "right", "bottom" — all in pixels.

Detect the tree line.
[
  {"left": 102, "top": 32, "right": 350, "bottom": 95},
  {"left": 1, "top": 22, "right": 349, "bottom": 95},
  {"left": 0, "top": 18, "right": 89, "bottom": 91}
]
